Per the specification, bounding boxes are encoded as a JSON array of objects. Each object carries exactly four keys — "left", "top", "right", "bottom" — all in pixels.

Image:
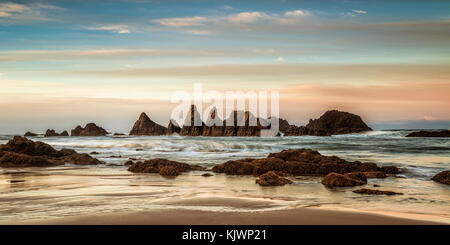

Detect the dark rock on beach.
[
  {"left": 405, "top": 130, "right": 450, "bottom": 137},
  {"left": 71, "top": 123, "right": 108, "bottom": 136},
  {"left": 113, "top": 133, "right": 126, "bottom": 136},
  {"left": 431, "top": 170, "right": 450, "bottom": 185},
  {"left": 321, "top": 172, "right": 367, "bottom": 187},
  {"left": 202, "top": 173, "right": 213, "bottom": 177},
  {"left": 24, "top": 132, "right": 37, "bottom": 137},
  {"left": 129, "top": 112, "right": 167, "bottom": 136},
  {"left": 256, "top": 171, "right": 293, "bottom": 186},
  {"left": 353, "top": 188, "right": 403, "bottom": 195},
  {"left": 45, "top": 129, "right": 69, "bottom": 137},
  {"left": 0, "top": 136, "right": 103, "bottom": 167},
  {"left": 379, "top": 166, "right": 400, "bottom": 174},
  {"left": 127, "top": 158, "right": 204, "bottom": 177},
  {"left": 212, "top": 148, "right": 378, "bottom": 176}
]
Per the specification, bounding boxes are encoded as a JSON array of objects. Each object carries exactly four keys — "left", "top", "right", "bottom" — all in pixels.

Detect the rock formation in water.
[
  {"left": 127, "top": 158, "right": 204, "bottom": 177},
  {"left": 0, "top": 136, "right": 103, "bottom": 167},
  {"left": 256, "top": 171, "right": 292, "bottom": 186},
  {"left": 71, "top": 123, "right": 108, "bottom": 136},
  {"left": 167, "top": 119, "right": 181, "bottom": 135},
  {"left": 44, "top": 129, "right": 69, "bottom": 137},
  {"left": 431, "top": 170, "right": 450, "bottom": 185},
  {"left": 279, "top": 110, "right": 372, "bottom": 136},
  {"left": 405, "top": 130, "right": 450, "bottom": 137},
  {"left": 212, "top": 148, "right": 398, "bottom": 177},
  {"left": 179, "top": 105, "right": 205, "bottom": 136},
  {"left": 24, "top": 132, "right": 37, "bottom": 137},
  {"left": 352, "top": 188, "right": 403, "bottom": 195},
  {"left": 129, "top": 112, "right": 167, "bottom": 136},
  {"left": 132, "top": 106, "right": 370, "bottom": 137}
]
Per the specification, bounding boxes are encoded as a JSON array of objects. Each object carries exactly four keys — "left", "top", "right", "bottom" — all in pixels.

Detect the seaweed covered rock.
[
  {"left": 127, "top": 158, "right": 204, "bottom": 177},
  {"left": 321, "top": 172, "right": 367, "bottom": 187},
  {"left": 353, "top": 188, "right": 403, "bottom": 195},
  {"left": 0, "top": 136, "right": 103, "bottom": 167},
  {"left": 431, "top": 170, "right": 450, "bottom": 185},
  {"left": 159, "top": 166, "right": 181, "bottom": 177},
  {"left": 212, "top": 149, "right": 379, "bottom": 176},
  {"left": 256, "top": 171, "right": 293, "bottom": 186},
  {"left": 71, "top": 123, "right": 108, "bottom": 136},
  {"left": 378, "top": 166, "right": 400, "bottom": 174}
]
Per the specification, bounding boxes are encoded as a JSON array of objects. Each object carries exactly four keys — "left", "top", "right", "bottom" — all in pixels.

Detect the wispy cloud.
[
  {"left": 0, "top": 2, "right": 64, "bottom": 23},
  {"left": 228, "top": 11, "right": 267, "bottom": 23},
  {"left": 153, "top": 16, "right": 207, "bottom": 27},
  {"left": 352, "top": 9, "right": 367, "bottom": 14},
  {"left": 284, "top": 9, "right": 311, "bottom": 17},
  {"left": 85, "top": 24, "right": 131, "bottom": 34}
]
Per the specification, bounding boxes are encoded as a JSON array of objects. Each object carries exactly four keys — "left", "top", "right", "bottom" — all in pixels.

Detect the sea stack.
[
  {"left": 279, "top": 110, "right": 372, "bottom": 136},
  {"left": 129, "top": 112, "right": 167, "bottom": 136},
  {"left": 179, "top": 105, "right": 204, "bottom": 136},
  {"left": 44, "top": 129, "right": 69, "bottom": 137},
  {"left": 167, "top": 119, "right": 181, "bottom": 135},
  {"left": 71, "top": 123, "right": 108, "bottom": 136}
]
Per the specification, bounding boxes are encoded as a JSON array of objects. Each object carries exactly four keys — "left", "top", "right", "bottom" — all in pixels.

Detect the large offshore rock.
[
  {"left": 71, "top": 123, "right": 108, "bottom": 136},
  {"left": 129, "top": 112, "right": 167, "bottom": 136}
]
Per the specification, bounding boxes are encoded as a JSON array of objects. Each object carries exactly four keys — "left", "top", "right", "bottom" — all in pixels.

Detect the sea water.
[{"left": 0, "top": 131, "right": 449, "bottom": 223}]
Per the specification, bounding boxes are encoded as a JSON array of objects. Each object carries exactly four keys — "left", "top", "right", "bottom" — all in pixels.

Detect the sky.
[{"left": 0, "top": 0, "right": 449, "bottom": 133}]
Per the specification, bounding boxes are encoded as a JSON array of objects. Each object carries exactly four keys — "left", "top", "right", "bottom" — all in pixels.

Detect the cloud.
[
  {"left": 284, "top": 9, "right": 311, "bottom": 17},
  {"left": 85, "top": 25, "right": 131, "bottom": 34},
  {"left": 276, "top": 57, "right": 285, "bottom": 62},
  {"left": 424, "top": 116, "right": 437, "bottom": 121},
  {"left": 0, "top": 3, "right": 30, "bottom": 13},
  {"left": 153, "top": 16, "right": 207, "bottom": 27},
  {"left": 0, "top": 2, "right": 64, "bottom": 23},
  {"left": 228, "top": 12, "right": 266, "bottom": 23},
  {"left": 352, "top": 9, "right": 367, "bottom": 14},
  {"left": 0, "top": 48, "right": 231, "bottom": 61}
]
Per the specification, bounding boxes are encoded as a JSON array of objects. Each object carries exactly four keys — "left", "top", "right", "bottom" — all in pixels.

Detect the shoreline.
[{"left": 2, "top": 207, "right": 447, "bottom": 225}]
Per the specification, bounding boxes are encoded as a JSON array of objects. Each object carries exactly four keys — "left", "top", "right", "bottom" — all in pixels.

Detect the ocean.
[{"left": 0, "top": 130, "right": 449, "bottom": 223}]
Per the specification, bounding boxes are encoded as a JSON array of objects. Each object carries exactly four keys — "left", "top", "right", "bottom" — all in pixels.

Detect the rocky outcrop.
[
  {"left": 431, "top": 170, "right": 450, "bottom": 185},
  {"left": 45, "top": 129, "right": 69, "bottom": 137},
  {"left": 24, "top": 132, "right": 37, "bottom": 137},
  {"left": 256, "top": 171, "right": 293, "bottom": 186},
  {"left": 167, "top": 120, "right": 181, "bottom": 135},
  {"left": 71, "top": 123, "right": 108, "bottom": 136},
  {"left": 180, "top": 105, "right": 204, "bottom": 136},
  {"left": 405, "top": 130, "right": 450, "bottom": 137},
  {"left": 0, "top": 136, "right": 103, "bottom": 167},
  {"left": 279, "top": 110, "right": 372, "bottom": 136},
  {"left": 202, "top": 107, "right": 225, "bottom": 136},
  {"left": 321, "top": 172, "right": 367, "bottom": 187},
  {"left": 353, "top": 188, "right": 403, "bottom": 195},
  {"left": 129, "top": 112, "right": 167, "bottom": 136},
  {"left": 113, "top": 133, "right": 125, "bottom": 136},
  {"left": 212, "top": 148, "right": 379, "bottom": 176},
  {"left": 127, "top": 158, "right": 204, "bottom": 177}
]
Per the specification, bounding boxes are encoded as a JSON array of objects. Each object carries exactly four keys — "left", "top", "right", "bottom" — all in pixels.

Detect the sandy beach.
[{"left": 6, "top": 207, "right": 444, "bottom": 225}]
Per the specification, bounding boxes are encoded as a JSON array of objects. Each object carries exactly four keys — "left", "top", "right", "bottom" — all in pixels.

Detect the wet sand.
[{"left": 5, "top": 207, "right": 444, "bottom": 225}]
